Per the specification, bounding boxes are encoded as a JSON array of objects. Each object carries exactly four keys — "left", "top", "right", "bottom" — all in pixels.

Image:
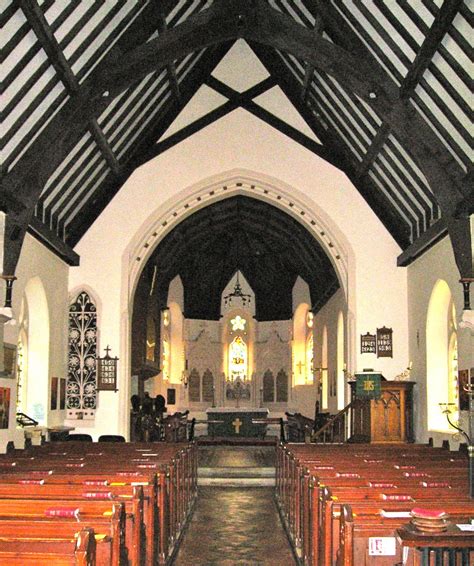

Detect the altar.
[{"left": 206, "top": 408, "right": 269, "bottom": 438}]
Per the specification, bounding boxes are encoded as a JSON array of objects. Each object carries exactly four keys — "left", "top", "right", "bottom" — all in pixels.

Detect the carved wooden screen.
[
  {"left": 67, "top": 292, "right": 97, "bottom": 411},
  {"left": 276, "top": 369, "right": 288, "bottom": 402},
  {"left": 188, "top": 369, "right": 201, "bottom": 402},
  {"left": 202, "top": 369, "right": 214, "bottom": 403},
  {"left": 263, "top": 370, "right": 274, "bottom": 403}
]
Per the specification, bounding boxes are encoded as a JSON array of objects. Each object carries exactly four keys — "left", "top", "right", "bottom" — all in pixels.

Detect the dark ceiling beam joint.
[
  {"left": 28, "top": 216, "right": 80, "bottom": 266},
  {"left": 205, "top": 75, "right": 336, "bottom": 165},
  {"left": 400, "top": 0, "right": 463, "bottom": 100},
  {"left": 156, "top": 6, "right": 181, "bottom": 104},
  {"left": 301, "top": 14, "right": 323, "bottom": 103},
  {"left": 397, "top": 218, "right": 447, "bottom": 267}
]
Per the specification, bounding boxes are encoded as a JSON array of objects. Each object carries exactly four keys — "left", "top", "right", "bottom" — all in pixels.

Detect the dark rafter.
[
  {"left": 250, "top": 41, "right": 412, "bottom": 249},
  {"left": 155, "top": 4, "right": 182, "bottom": 103},
  {"left": 301, "top": 14, "right": 322, "bottom": 103},
  {"left": 137, "top": 75, "right": 277, "bottom": 167},
  {"left": 400, "top": 0, "right": 464, "bottom": 100},
  {"left": 19, "top": 0, "right": 120, "bottom": 177},
  {"left": 353, "top": 0, "right": 465, "bottom": 182},
  {"left": 65, "top": 41, "right": 237, "bottom": 246}
]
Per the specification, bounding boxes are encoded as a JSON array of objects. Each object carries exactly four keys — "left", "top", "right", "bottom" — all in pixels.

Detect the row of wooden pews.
[
  {"left": 0, "top": 440, "right": 198, "bottom": 565},
  {"left": 276, "top": 442, "right": 473, "bottom": 565}
]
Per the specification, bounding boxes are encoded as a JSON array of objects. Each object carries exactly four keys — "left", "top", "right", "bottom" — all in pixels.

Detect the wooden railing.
[
  {"left": 311, "top": 401, "right": 357, "bottom": 443},
  {"left": 16, "top": 412, "right": 38, "bottom": 427}
]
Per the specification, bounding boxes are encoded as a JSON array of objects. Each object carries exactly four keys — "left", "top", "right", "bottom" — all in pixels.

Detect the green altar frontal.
[{"left": 206, "top": 408, "right": 269, "bottom": 438}]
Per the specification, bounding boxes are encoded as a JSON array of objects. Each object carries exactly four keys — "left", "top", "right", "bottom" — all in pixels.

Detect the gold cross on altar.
[{"left": 232, "top": 418, "right": 243, "bottom": 434}]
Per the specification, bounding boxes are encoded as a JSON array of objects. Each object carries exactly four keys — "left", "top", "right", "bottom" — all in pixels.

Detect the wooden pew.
[
  {"left": 276, "top": 442, "right": 472, "bottom": 566},
  {"left": 0, "top": 526, "right": 97, "bottom": 565},
  {"left": 0, "top": 440, "right": 198, "bottom": 565},
  {"left": 0, "top": 518, "right": 118, "bottom": 565}
]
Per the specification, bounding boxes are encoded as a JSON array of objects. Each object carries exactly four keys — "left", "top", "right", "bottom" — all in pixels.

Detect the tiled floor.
[
  {"left": 173, "top": 487, "right": 296, "bottom": 566},
  {"left": 198, "top": 446, "right": 276, "bottom": 468},
  {"left": 173, "top": 446, "right": 295, "bottom": 565}
]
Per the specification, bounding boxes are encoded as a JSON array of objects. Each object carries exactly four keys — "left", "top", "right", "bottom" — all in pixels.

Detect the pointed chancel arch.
[
  {"left": 122, "top": 170, "right": 354, "bottom": 437},
  {"left": 426, "top": 279, "right": 458, "bottom": 432}
]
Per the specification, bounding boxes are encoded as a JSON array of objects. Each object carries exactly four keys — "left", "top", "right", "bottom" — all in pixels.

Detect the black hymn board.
[
  {"left": 97, "top": 346, "right": 118, "bottom": 391},
  {"left": 376, "top": 327, "right": 393, "bottom": 358}
]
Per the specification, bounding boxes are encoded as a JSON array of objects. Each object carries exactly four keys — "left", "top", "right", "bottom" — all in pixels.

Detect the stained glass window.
[
  {"left": 229, "top": 335, "right": 247, "bottom": 381},
  {"left": 67, "top": 292, "right": 97, "bottom": 411}
]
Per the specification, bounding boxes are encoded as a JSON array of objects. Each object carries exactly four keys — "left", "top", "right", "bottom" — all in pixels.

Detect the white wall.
[
  {"left": 1, "top": 233, "right": 69, "bottom": 451},
  {"left": 69, "top": 109, "right": 409, "bottom": 437},
  {"left": 408, "top": 234, "right": 473, "bottom": 447}
]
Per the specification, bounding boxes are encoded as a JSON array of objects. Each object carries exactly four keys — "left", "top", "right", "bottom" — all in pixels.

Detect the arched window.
[
  {"left": 337, "top": 311, "right": 345, "bottom": 410},
  {"left": 67, "top": 292, "right": 97, "bottom": 415},
  {"left": 229, "top": 335, "right": 248, "bottom": 381},
  {"left": 321, "top": 326, "right": 328, "bottom": 409},
  {"left": 306, "top": 334, "right": 314, "bottom": 384},
  {"left": 293, "top": 303, "right": 310, "bottom": 386},
  {"left": 276, "top": 370, "right": 288, "bottom": 402},
  {"left": 188, "top": 369, "right": 200, "bottom": 402},
  {"left": 426, "top": 280, "right": 458, "bottom": 431},
  {"left": 263, "top": 370, "right": 275, "bottom": 403},
  {"left": 202, "top": 369, "right": 214, "bottom": 403}
]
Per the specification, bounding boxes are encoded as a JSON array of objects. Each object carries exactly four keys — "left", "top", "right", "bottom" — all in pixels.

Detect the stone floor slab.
[{"left": 173, "top": 487, "right": 295, "bottom": 566}]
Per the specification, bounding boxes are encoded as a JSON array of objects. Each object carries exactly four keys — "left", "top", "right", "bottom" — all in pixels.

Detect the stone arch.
[
  {"left": 119, "top": 169, "right": 356, "bottom": 437},
  {"left": 23, "top": 276, "right": 50, "bottom": 424}
]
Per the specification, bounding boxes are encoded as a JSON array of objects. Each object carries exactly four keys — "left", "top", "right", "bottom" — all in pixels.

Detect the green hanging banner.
[{"left": 355, "top": 373, "right": 382, "bottom": 400}]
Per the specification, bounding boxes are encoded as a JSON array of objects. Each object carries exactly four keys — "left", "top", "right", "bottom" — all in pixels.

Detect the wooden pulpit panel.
[{"left": 350, "top": 381, "right": 415, "bottom": 443}]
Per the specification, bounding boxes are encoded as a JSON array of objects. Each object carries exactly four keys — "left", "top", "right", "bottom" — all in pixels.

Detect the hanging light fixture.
[{"left": 224, "top": 272, "right": 251, "bottom": 308}]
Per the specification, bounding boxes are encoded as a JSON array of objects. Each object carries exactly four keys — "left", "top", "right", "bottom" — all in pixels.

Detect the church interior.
[{"left": 0, "top": 1, "right": 473, "bottom": 564}]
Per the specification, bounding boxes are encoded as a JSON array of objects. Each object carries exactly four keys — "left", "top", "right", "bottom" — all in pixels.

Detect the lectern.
[{"left": 349, "top": 380, "right": 415, "bottom": 443}]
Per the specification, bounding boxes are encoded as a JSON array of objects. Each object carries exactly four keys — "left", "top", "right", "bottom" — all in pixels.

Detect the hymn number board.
[
  {"left": 97, "top": 346, "right": 118, "bottom": 392},
  {"left": 360, "top": 328, "right": 393, "bottom": 358}
]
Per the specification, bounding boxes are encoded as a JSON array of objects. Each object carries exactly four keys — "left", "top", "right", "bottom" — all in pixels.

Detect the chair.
[
  {"left": 98, "top": 434, "right": 125, "bottom": 443},
  {"left": 66, "top": 433, "right": 93, "bottom": 442}
]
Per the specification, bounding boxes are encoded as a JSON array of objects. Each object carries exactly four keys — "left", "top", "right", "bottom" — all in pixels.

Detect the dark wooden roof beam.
[
  {"left": 301, "top": 15, "right": 323, "bottom": 103},
  {"left": 19, "top": 0, "right": 120, "bottom": 177},
  {"left": 401, "top": 0, "right": 463, "bottom": 99},
  {"left": 156, "top": 7, "right": 181, "bottom": 103}
]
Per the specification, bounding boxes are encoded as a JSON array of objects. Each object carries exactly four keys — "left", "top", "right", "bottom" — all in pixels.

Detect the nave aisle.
[{"left": 174, "top": 445, "right": 296, "bottom": 565}]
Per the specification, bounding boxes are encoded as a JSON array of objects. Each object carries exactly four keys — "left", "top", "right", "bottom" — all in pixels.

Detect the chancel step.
[{"left": 198, "top": 466, "right": 275, "bottom": 486}]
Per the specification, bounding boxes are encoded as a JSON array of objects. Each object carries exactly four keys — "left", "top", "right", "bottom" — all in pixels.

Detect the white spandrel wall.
[
  {"left": 408, "top": 233, "right": 473, "bottom": 447},
  {"left": 69, "top": 108, "right": 409, "bottom": 438},
  {"left": 1, "top": 233, "right": 69, "bottom": 451}
]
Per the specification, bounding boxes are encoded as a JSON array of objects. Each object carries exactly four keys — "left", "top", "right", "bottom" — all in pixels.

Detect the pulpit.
[
  {"left": 349, "top": 380, "right": 415, "bottom": 443},
  {"left": 206, "top": 408, "right": 269, "bottom": 438}
]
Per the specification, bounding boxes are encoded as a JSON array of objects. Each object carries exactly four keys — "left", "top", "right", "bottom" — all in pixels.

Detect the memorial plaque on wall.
[
  {"left": 376, "top": 327, "right": 393, "bottom": 358},
  {"left": 97, "top": 347, "right": 118, "bottom": 391},
  {"left": 361, "top": 333, "right": 376, "bottom": 354}
]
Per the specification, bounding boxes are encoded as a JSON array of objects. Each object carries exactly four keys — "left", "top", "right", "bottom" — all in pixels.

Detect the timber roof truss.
[{"left": 1, "top": 0, "right": 472, "bottom": 281}]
